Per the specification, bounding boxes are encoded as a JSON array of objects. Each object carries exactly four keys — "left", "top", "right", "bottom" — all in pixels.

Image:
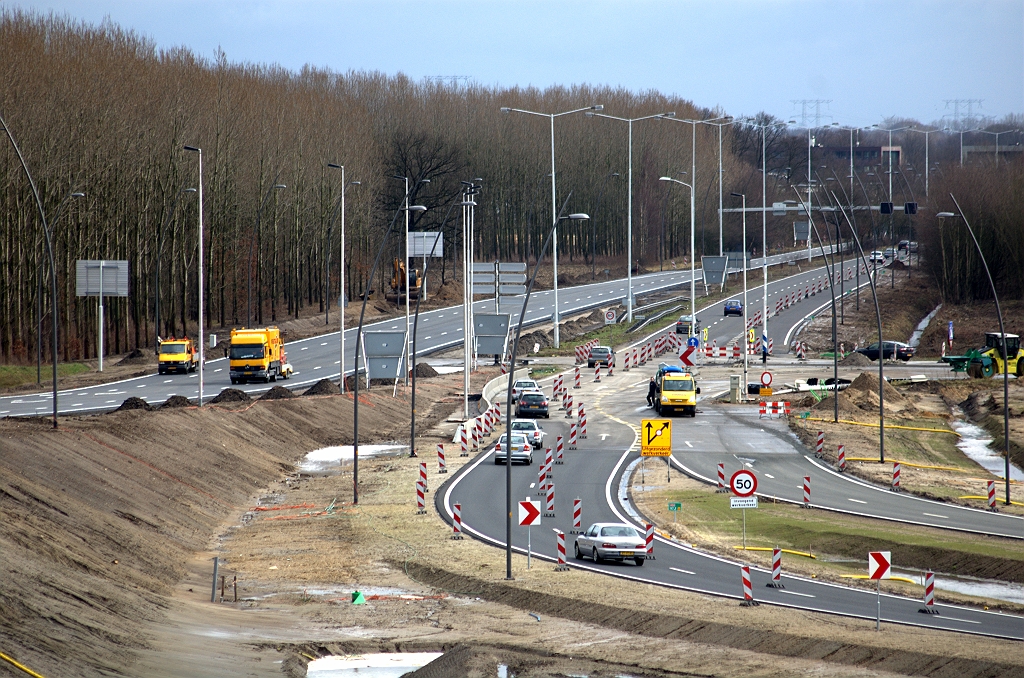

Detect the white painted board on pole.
[
  {"left": 730, "top": 496, "right": 758, "bottom": 509},
  {"left": 518, "top": 500, "right": 541, "bottom": 526}
]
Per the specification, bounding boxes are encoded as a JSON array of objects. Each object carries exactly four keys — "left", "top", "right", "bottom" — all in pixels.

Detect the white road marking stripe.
[
  {"left": 922, "top": 512, "right": 948, "bottom": 519},
  {"left": 848, "top": 498, "right": 867, "bottom": 504},
  {"left": 669, "top": 567, "right": 695, "bottom": 575},
  {"left": 939, "top": 616, "right": 981, "bottom": 624},
  {"left": 776, "top": 589, "right": 815, "bottom": 598},
  {"left": 764, "top": 473, "right": 774, "bottom": 479}
]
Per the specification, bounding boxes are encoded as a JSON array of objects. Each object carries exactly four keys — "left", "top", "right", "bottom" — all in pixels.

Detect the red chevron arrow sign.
[
  {"left": 868, "top": 551, "right": 891, "bottom": 580},
  {"left": 679, "top": 346, "right": 696, "bottom": 367},
  {"left": 518, "top": 500, "right": 541, "bottom": 526}
]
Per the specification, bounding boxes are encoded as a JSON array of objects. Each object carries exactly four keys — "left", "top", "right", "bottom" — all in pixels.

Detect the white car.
[
  {"left": 574, "top": 523, "right": 647, "bottom": 566},
  {"left": 493, "top": 434, "right": 533, "bottom": 465},
  {"left": 869, "top": 251, "right": 886, "bottom": 264},
  {"left": 511, "top": 419, "right": 546, "bottom": 449},
  {"left": 511, "top": 379, "right": 541, "bottom": 401}
]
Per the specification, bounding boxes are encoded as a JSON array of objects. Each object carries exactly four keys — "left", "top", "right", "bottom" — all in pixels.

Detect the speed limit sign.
[
  {"left": 730, "top": 469, "right": 758, "bottom": 497},
  {"left": 760, "top": 371, "right": 772, "bottom": 387}
]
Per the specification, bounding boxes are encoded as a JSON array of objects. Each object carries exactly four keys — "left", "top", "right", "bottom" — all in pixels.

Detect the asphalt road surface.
[
  {"left": 438, "top": 352, "right": 1024, "bottom": 640},
  {"left": 1, "top": 246, "right": 849, "bottom": 418}
]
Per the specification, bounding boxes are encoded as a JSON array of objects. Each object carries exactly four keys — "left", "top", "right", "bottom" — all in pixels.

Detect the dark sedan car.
[
  {"left": 724, "top": 300, "right": 743, "bottom": 317},
  {"left": 856, "top": 341, "right": 914, "bottom": 362}
]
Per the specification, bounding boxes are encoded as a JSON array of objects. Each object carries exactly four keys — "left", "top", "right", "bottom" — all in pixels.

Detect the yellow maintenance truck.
[
  {"left": 229, "top": 327, "right": 293, "bottom": 384},
  {"left": 158, "top": 337, "right": 199, "bottom": 375},
  {"left": 654, "top": 364, "right": 700, "bottom": 417}
]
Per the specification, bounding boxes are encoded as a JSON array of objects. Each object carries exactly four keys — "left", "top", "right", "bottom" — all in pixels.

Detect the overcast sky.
[{"left": 10, "top": 0, "right": 1023, "bottom": 127}]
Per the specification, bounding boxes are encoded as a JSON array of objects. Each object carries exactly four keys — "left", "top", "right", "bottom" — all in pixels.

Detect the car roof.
[
  {"left": 511, "top": 419, "right": 538, "bottom": 426},
  {"left": 588, "top": 522, "right": 638, "bottom": 530},
  {"left": 664, "top": 371, "right": 693, "bottom": 378},
  {"left": 520, "top": 391, "right": 546, "bottom": 397},
  {"left": 725, "top": 299, "right": 741, "bottom": 305}
]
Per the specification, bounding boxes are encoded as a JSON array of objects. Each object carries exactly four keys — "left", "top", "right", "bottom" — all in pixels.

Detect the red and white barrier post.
[
  {"left": 594, "top": 364, "right": 601, "bottom": 382},
  {"left": 460, "top": 424, "right": 469, "bottom": 457},
  {"left": 569, "top": 422, "right": 578, "bottom": 450},
  {"left": 556, "top": 435, "right": 564, "bottom": 465},
  {"left": 716, "top": 462, "right": 728, "bottom": 492},
  {"left": 415, "top": 480, "right": 426, "bottom": 514},
  {"left": 565, "top": 393, "right": 574, "bottom": 417},
  {"left": 544, "top": 446, "right": 554, "bottom": 477},
  {"left": 419, "top": 461, "right": 428, "bottom": 493},
  {"left": 891, "top": 462, "right": 901, "bottom": 491},
  {"left": 988, "top": 479, "right": 998, "bottom": 511},
  {"left": 645, "top": 523, "right": 655, "bottom": 560},
  {"left": 554, "top": 529, "right": 569, "bottom": 571},
  {"left": 579, "top": 409, "right": 588, "bottom": 438},
  {"left": 767, "top": 547, "right": 784, "bottom": 588},
  {"left": 837, "top": 444, "right": 846, "bottom": 472},
  {"left": 919, "top": 570, "right": 939, "bottom": 614},
  {"left": 544, "top": 480, "right": 555, "bottom": 517},
  {"left": 608, "top": 358, "right": 614, "bottom": 377},
  {"left": 740, "top": 564, "right": 758, "bottom": 606},
  {"left": 574, "top": 366, "right": 581, "bottom": 389},
  {"left": 815, "top": 431, "right": 824, "bottom": 458},
  {"left": 802, "top": 476, "right": 811, "bottom": 508},
  {"left": 451, "top": 502, "right": 463, "bottom": 539},
  {"left": 538, "top": 458, "right": 548, "bottom": 490},
  {"left": 571, "top": 497, "right": 582, "bottom": 534},
  {"left": 437, "top": 443, "right": 447, "bottom": 473}
]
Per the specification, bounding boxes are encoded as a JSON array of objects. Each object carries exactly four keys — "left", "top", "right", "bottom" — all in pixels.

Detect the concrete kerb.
[{"left": 451, "top": 368, "right": 529, "bottom": 444}]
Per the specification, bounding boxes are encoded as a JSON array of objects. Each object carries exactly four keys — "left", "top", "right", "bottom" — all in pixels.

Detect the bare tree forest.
[{"left": 1, "top": 10, "right": 1021, "bottom": 363}]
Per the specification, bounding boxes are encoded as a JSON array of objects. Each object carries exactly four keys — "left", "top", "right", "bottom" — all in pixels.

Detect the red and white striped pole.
[
  {"left": 544, "top": 480, "right": 555, "bottom": 517},
  {"left": 579, "top": 409, "right": 588, "bottom": 438},
  {"left": 570, "top": 497, "right": 582, "bottom": 534},
  {"left": 988, "top": 479, "right": 998, "bottom": 511},
  {"left": 460, "top": 424, "right": 469, "bottom": 457},
  {"left": 574, "top": 366, "right": 581, "bottom": 389},
  {"left": 767, "top": 547, "right": 784, "bottom": 588},
  {"left": 837, "top": 444, "right": 846, "bottom": 472},
  {"left": 565, "top": 393, "right": 574, "bottom": 417},
  {"left": 716, "top": 462, "right": 728, "bottom": 492},
  {"left": 568, "top": 422, "right": 578, "bottom": 449},
  {"left": 451, "top": 502, "right": 463, "bottom": 539},
  {"left": 594, "top": 364, "right": 601, "bottom": 382},
  {"left": 554, "top": 529, "right": 569, "bottom": 571},
  {"left": 802, "top": 476, "right": 811, "bottom": 508},
  {"left": 415, "top": 480, "right": 426, "bottom": 514},
  {"left": 608, "top": 358, "right": 614, "bottom": 377},
  {"left": 919, "top": 570, "right": 939, "bottom": 614},
  {"left": 437, "top": 443, "right": 447, "bottom": 473},
  {"left": 892, "top": 462, "right": 901, "bottom": 491},
  {"left": 556, "top": 435, "right": 564, "bottom": 464},
  {"left": 645, "top": 523, "right": 655, "bottom": 560},
  {"left": 538, "top": 459, "right": 548, "bottom": 491},
  {"left": 544, "top": 447, "right": 554, "bottom": 476},
  {"left": 815, "top": 431, "right": 824, "bottom": 458},
  {"left": 740, "top": 564, "right": 758, "bottom": 606},
  {"left": 578, "top": 401, "right": 585, "bottom": 421},
  {"left": 419, "top": 461, "right": 428, "bottom": 493}
]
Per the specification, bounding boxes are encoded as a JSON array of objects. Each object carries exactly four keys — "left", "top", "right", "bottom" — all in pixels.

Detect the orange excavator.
[{"left": 386, "top": 258, "right": 421, "bottom": 303}]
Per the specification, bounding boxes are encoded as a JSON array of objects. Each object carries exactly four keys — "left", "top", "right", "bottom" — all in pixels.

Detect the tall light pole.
[
  {"left": 587, "top": 111, "right": 675, "bottom": 321},
  {"left": 938, "top": 204, "right": 1012, "bottom": 506},
  {"left": 658, "top": 177, "right": 696, "bottom": 327},
  {"left": 976, "top": 128, "right": 1020, "bottom": 166},
  {"left": 700, "top": 117, "right": 737, "bottom": 256},
  {"left": 460, "top": 180, "right": 482, "bottom": 418},
  {"left": 326, "top": 163, "right": 359, "bottom": 392},
  {"left": 501, "top": 104, "right": 603, "bottom": 345},
  {"left": 183, "top": 145, "right": 205, "bottom": 407},
  {"left": 393, "top": 175, "right": 430, "bottom": 384},
  {"left": 155, "top": 186, "right": 196, "bottom": 353},
  {"left": 731, "top": 192, "right": 749, "bottom": 398},
  {"left": 38, "top": 191, "right": 84, "bottom": 383},
  {"left": 907, "top": 127, "right": 944, "bottom": 197},
  {"left": 247, "top": 182, "right": 287, "bottom": 327}
]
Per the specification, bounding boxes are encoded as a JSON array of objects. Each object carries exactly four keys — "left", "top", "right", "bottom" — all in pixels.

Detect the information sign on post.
[
  {"left": 519, "top": 498, "right": 541, "bottom": 570},
  {"left": 729, "top": 469, "right": 758, "bottom": 549},
  {"left": 868, "top": 550, "right": 892, "bottom": 631},
  {"left": 640, "top": 419, "right": 672, "bottom": 456},
  {"left": 604, "top": 309, "right": 616, "bottom": 325}
]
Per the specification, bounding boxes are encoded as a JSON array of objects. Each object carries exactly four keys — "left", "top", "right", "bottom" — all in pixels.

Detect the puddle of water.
[
  {"left": 895, "top": 569, "right": 1024, "bottom": 605},
  {"left": 306, "top": 652, "right": 442, "bottom": 677},
  {"left": 908, "top": 303, "right": 942, "bottom": 348},
  {"left": 298, "top": 444, "right": 408, "bottom": 472},
  {"left": 950, "top": 411, "right": 1024, "bottom": 481}
]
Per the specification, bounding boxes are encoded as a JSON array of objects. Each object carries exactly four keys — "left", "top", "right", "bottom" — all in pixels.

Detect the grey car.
[
  {"left": 492, "top": 433, "right": 533, "bottom": 465},
  {"left": 574, "top": 522, "right": 647, "bottom": 566},
  {"left": 588, "top": 346, "right": 614, "bottom": 368}
]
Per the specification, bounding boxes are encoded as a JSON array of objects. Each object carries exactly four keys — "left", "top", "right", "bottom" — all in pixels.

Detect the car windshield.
[
  {"left": 663, "top": 378, "right": 694, "bottom": 391},
  {"left": 511, "top": 422, "right": 536, "bottom": 431},
  {"left": 230, "top": 345, "right": 264, "bottom": 360},
  {"left": 600, "top": 526, "right": 639, "bottom": 538},
  {"left": 160, "top": 342, "right": 188, "bottom": 355},
  {"left": 513, "top": 381, "right": 536, "bottom": 390},
  {"left": 592, "top": 348, "right": 610, "bottom": 356},
  {"left": 498, "top": 434, "right": 527, "bottom": 445}
]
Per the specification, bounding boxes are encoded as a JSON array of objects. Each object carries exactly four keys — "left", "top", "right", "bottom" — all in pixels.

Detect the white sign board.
[
  {"left": 604, "top": 309, "right": 616, "bottom": 325},
  {"left": 868, "top": 551, "right": 891, "bottom": 580},
  {"left": 730, "top": 496, "right": 758, "bottom": 509},
  {"left": 408, "top": 232, "right": 443, "bottom": 257},
  {"left": 518, "top": 500, "right": 541, "bottom": 526}
]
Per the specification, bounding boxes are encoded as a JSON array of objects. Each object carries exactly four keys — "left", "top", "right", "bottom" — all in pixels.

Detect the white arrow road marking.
[
  {"left": 848, "top": 498, "right": 867, "bottom": 504},
  {"left": 776, "top": 590, "right": 815, "bottom": 598},
  {"left": 600, "top": 434, "right": 610, "bottom": 440},
  {"left": 669, "top": 567, "right": 695, "bottom": 575}
]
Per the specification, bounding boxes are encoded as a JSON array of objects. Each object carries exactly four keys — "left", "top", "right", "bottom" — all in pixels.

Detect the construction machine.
[
  {"left": 386, "top": 258, "right": 421, "bottom": 303},
  {"left": 942, "top": 332, "right": 1024, "bottom": 378}
]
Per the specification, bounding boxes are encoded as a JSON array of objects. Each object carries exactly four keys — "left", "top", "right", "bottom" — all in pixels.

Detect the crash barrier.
[
  {"left": 758, "top": 402, "right": 791, "bottom": 418},
  {"left": 453, "top": 367, "right": 529, "bottom": 445}
]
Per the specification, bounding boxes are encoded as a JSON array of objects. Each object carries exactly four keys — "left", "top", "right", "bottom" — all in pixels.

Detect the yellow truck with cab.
[
  {"left": 157, "top": 337, "right": 199, "bottom": 374},
  {"left": 654, "top": 364, "right": 700, "bottom": 417},
  {"left": 229, "top": 327, "right": 293, "bottom": 384}
]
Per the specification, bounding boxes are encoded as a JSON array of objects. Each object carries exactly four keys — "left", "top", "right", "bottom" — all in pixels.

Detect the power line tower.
[
  {"left": 791, "top": 99, "right": 832, "bottom": 127},
  {"left": 944, "top": 99, "right": 984, "bottom": 129}
]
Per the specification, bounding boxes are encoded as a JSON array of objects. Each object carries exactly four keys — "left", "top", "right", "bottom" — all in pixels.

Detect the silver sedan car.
[
  {"left": 492, "top": 433, "right": 533, "bottom": 465},
  {"left": 574, "top": 522, "right": 647, "bottom": 566}
]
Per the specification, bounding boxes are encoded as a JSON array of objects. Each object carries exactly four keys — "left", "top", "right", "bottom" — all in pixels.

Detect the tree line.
[{"left": 1, "top": 9, "right": 1021, "bottom": 364}]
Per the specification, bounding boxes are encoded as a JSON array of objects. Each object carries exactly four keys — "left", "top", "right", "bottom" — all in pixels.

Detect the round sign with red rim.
[
  {"left": 760, "top": 371, "right": 772, "bottom": 387},
  {"left": 730, "top": 469, "right": 757, "bottom": 497}
]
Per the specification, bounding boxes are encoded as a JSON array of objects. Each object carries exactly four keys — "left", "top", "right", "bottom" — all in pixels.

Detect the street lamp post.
[
  {"left": 155, "top": 186, "right": 196, "bottom": 353},
  {"left": 659, "top": 176, "right": 696, "bottom": 330},
  {"left": 38, "top": 191, "right": 84, "bottom": 382},
  {"left": 731, "top": 192, "right": 749, "bottom": 398},
  {"left": 182, "top": 145, "right": 206, "bottom": 406},
  {"left": 501, "top": 104, "right": 603, "bottom": 345},
  {"left": 907, "top": 127, "right": 943, "bottom": 197},
  {"left": 326, "top": 163, "right": 359, "bottom": 393},
  {"left": 938, "top": 203, "right": 1012, "bottom": 506},
  {"left": 502, "top": 201, "right": 588, "bottom": 580},
  {"left": 587, "top": 111, "right": 675, "bottom": 322},
  {"left": 700, "top": 117, "right": 737, "bottom": 256},
  {"left": 247, "top": 182, "right": 287, "bottom": 328},
  {"left": 393, "top": 175, "right": 430, "bottom": 385},
  {"left": 460, "top": 181, "right": 482, "bottom": 418},
  {"left": 976, "top": 128, "right": 1021, "bottom": 166}
]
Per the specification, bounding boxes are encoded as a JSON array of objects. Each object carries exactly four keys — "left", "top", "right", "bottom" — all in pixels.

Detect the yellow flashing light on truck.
[
  {"left": 158, "top": 338, "right": 199, "bottom": 375},
  {"left": 229, "top": 327, "right": 293, "bottom": 384}
]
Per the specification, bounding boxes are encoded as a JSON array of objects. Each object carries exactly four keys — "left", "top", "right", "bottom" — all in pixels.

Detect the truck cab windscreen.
[
  {"left": 230, "top": 345, "right": 265, "bottom": 360},
  {"left": 662, "top": 379, "right": 694, "bottom": 392}
]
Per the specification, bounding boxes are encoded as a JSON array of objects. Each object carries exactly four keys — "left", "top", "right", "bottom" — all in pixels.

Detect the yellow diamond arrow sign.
[{"left": 641, "top": 419, "right": 672, "bottom": 456}]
